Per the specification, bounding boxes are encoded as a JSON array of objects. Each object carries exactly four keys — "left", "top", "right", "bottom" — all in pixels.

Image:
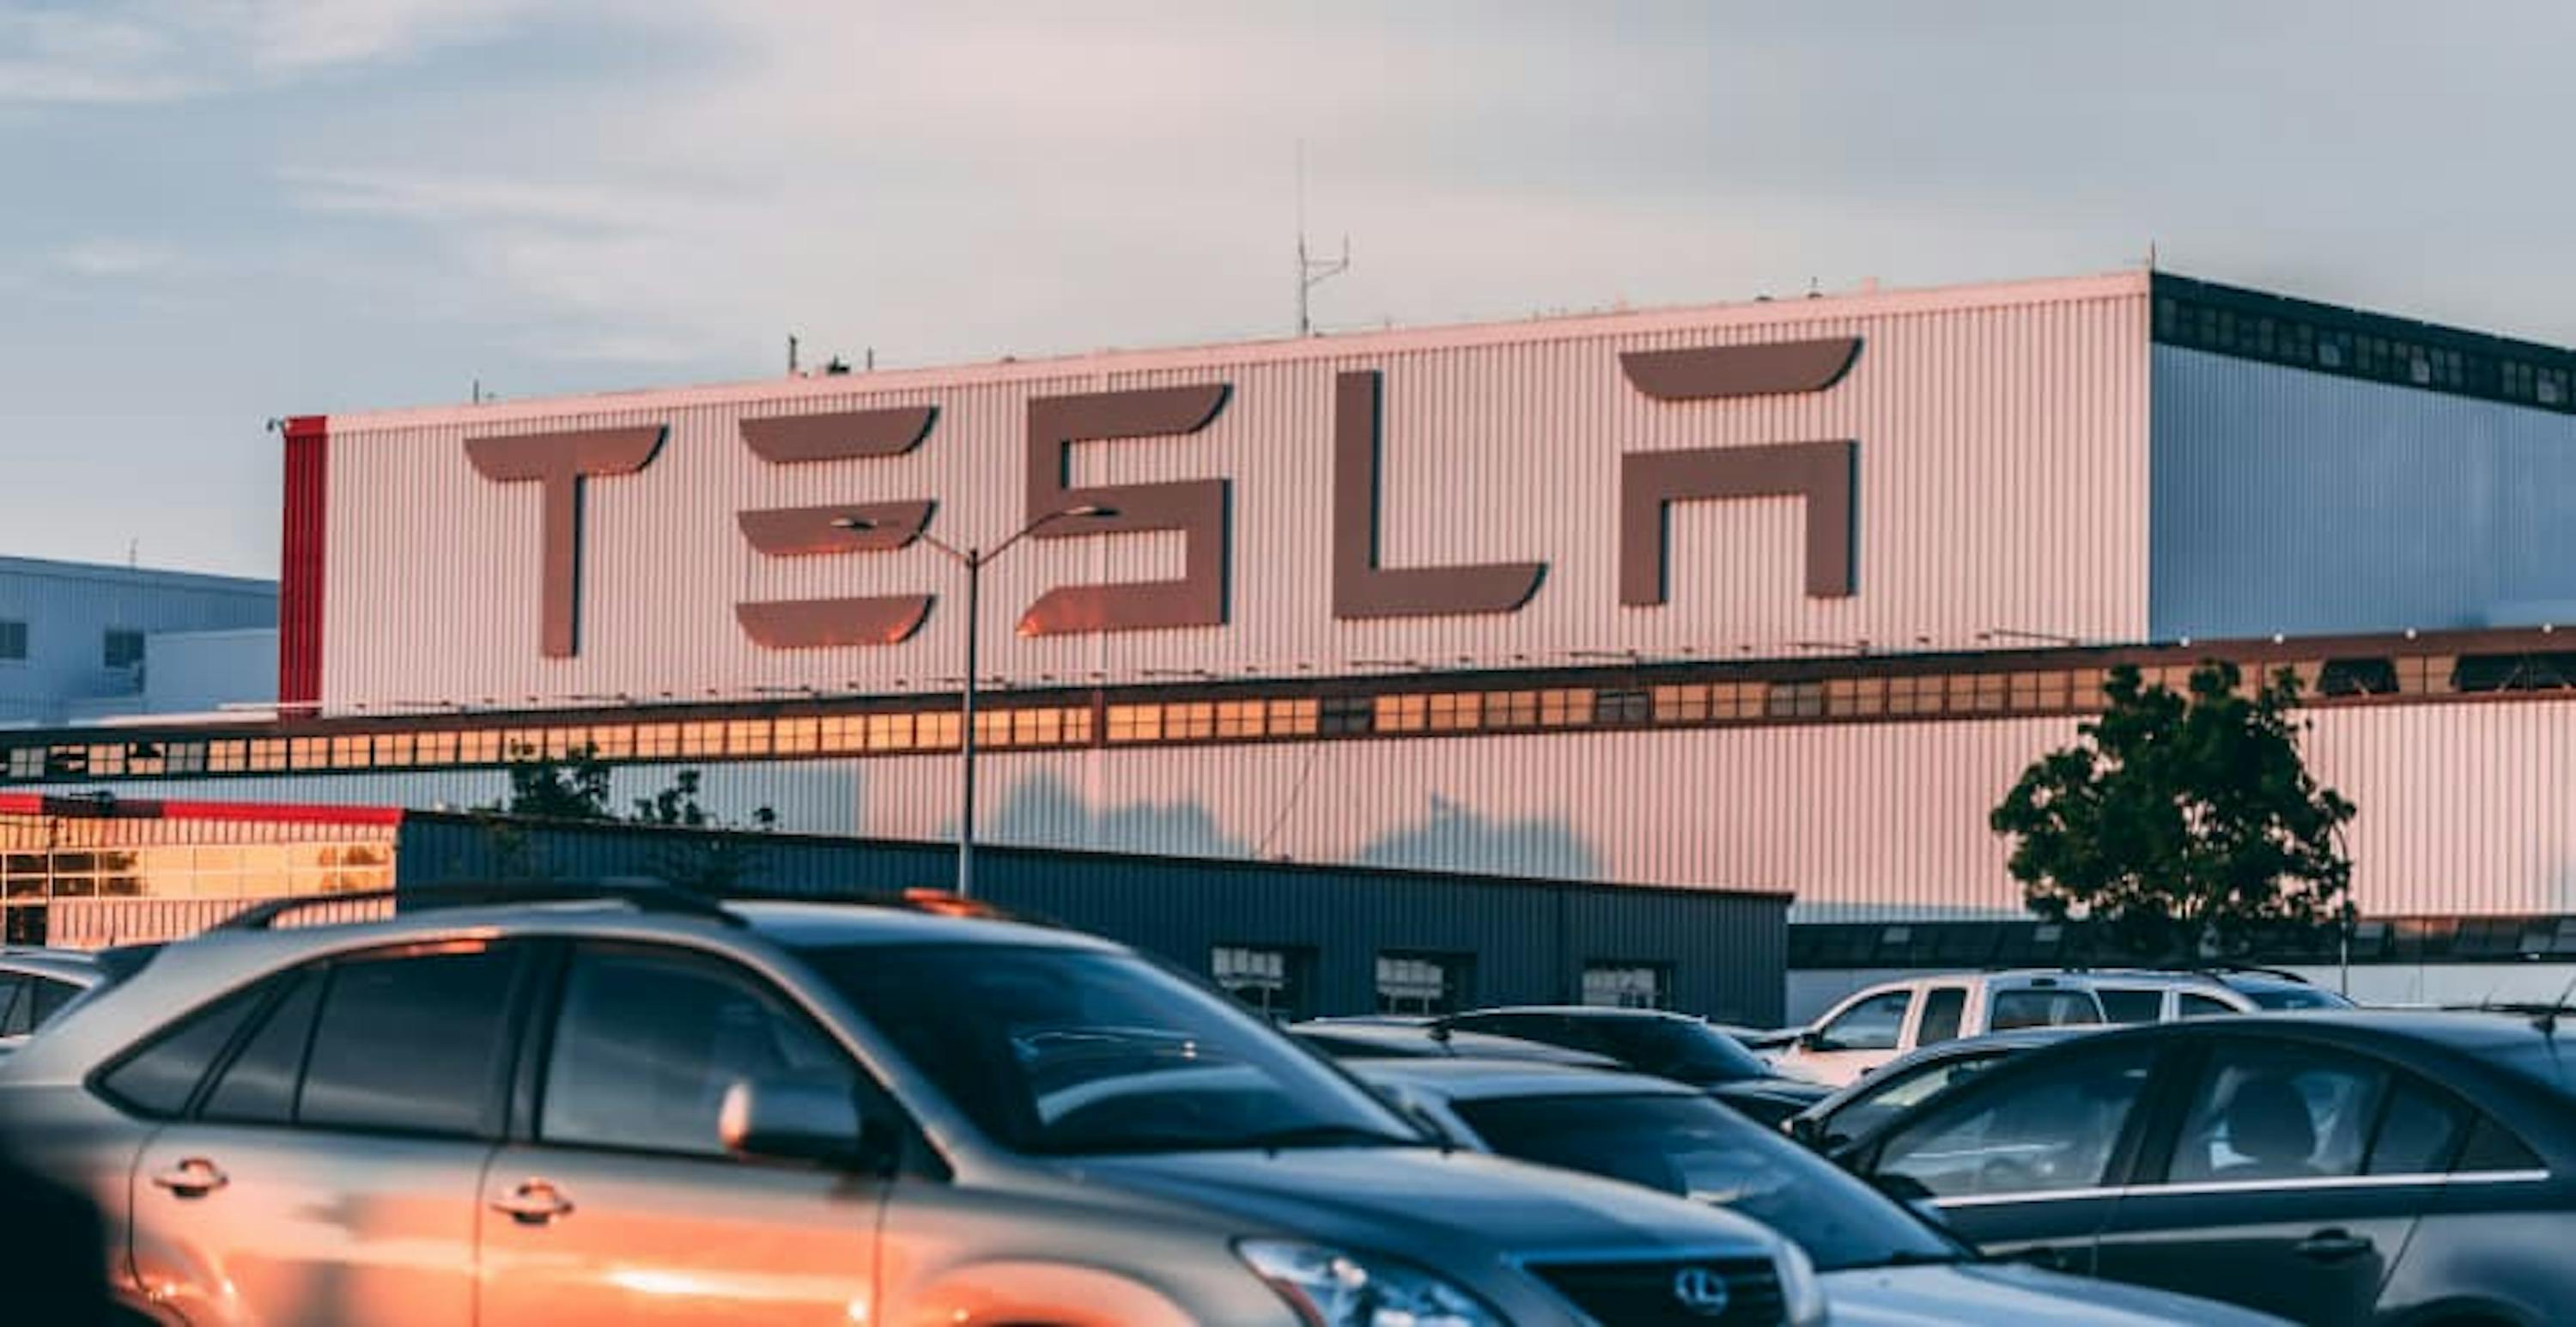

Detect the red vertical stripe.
[{"left": 279, "top": 415, "right": 329, "bottom": 707}]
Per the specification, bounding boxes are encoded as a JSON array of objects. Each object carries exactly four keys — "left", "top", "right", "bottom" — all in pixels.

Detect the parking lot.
[{"left": 1, "top": 889, "right": 2565, "bottom": 1325}]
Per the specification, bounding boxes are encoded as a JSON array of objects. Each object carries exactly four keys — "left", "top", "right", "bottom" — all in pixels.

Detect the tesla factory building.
[{"left": 20, "top": 266, "right": 2576, "bottom": 1014}]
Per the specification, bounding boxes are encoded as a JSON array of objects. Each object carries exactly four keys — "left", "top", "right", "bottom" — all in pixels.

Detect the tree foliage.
[
  {"left": 474, "top": 746, "right": 778, "bottom": 891},
  {"left": 1990, "top": 661, "right": 2355, "bottom": 963}
]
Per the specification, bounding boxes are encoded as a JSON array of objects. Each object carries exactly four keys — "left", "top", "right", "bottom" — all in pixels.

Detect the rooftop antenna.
[
  {"left": 787, "top": 334, "right": 800, "bottom": 375},
  {"left": 126, "top": 539, "right": 137, "bottom": 569},
  {"left": 1296, "top": 142, "right": 1350, "bottom": 337}
]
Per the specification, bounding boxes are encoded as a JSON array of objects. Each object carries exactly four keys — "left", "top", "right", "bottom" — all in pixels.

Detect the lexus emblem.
[{"left": 1671, "top": 1266, "right": 1732, "bottom": 1316}]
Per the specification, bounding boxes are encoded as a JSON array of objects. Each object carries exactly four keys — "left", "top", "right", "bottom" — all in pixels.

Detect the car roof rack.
[{"left": 215, "top": 878, "right": 743, "bottom": 933}]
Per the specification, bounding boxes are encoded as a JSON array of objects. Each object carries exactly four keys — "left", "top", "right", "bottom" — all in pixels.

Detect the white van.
[{"left": 1772, "top": 969, "right": 2266, "bottom": 1087}]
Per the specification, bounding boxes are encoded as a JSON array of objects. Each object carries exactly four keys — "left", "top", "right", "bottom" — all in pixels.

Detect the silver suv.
[{"left": 0, "top": 886, "right": 1818, "bottom": 1326}]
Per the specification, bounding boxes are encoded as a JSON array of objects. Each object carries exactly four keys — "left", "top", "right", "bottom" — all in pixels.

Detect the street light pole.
[
  {"left": 834, "top": 504, "right": 1115, "bottom": 901},
  {"left": 957, "top": 548, "right": 981, "bottom": 901}
]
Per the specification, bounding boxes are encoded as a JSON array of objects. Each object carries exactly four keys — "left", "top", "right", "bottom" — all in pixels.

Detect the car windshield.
[
  {"left": 1455, "top": 1092, "right": 1962, "bottom": 1271},
  {"left": 794, "top": 942, "right": 1423, "bottom": 1156},
  {"left": 1589, "top": 1018, "right": 1775, "bottom": 1083}
]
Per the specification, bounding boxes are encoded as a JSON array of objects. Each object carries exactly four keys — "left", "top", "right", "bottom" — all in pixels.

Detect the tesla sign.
[{"left": 467, "top": 338, "right": 1862, "bottom": 658}]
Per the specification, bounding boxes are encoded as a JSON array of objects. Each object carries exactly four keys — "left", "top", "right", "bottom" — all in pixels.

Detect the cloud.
[
  {"left": 0, "top": 9, "right": 202, "bottom": 104},
  {"left": 242, "top": 0, "right": 539, "bottom": 72},
  {"left": 52, "top": 240, "right": 177, "bottom": 277},
  {"left": 0, "top": 0, "right": 549, "bottom": 105}
]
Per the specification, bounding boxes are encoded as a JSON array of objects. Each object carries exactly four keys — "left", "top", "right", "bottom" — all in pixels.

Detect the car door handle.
[
  {"left": 490, "top": 1179, "right": 576, "bottom": 1226},
  {"left": 2294, "top": 1229, "right": 2373, "bottom": 1263},
  {"left": 149, "top": 1158, "right": 228, "bottom": 1198}
]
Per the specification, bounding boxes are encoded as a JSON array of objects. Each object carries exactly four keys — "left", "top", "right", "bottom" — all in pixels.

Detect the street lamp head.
[
  {"left": 1061, "top": 503, "right": 1119, "bottom": 520},
  {"left": 828, "top": 514, "right": 878, "bottom": 533}
]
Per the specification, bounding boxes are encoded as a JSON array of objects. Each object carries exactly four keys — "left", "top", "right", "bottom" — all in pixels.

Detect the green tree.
[
  {"left": 1990, "top": 660, "right": 2356, "bottom": 964},
  {"left": 471, "top": 746, "right": 776, "bottom": 890},
  {"left": 495, "top": 743, "right": 617, "bottom": 820}
]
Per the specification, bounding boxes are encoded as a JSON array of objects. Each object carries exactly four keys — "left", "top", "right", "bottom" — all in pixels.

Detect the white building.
[{"left": 17, "top": 267, "right": 2576, "bottom": 1014}]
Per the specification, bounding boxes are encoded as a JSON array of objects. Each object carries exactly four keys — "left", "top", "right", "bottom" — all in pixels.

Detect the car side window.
[
  {"left": 1988, "top": 989, "right": 2103, "bottom": 1032},
  {"left": 540, "top": 944, "right": 863, "bottom": 1159},
  {"left": 1826, "top": 1054, "right": 1996, "bottom": 1146},
  {"left": 95, "top": 983, "right": 269, "bottom": 1117},
  {"left": 2455, "top": 1115, "right": 2543, "bottom": 1174},
  {"left": 2177, "top": 993, "right": 2237, "bottom": 1020},
  {"left": 0, "top": 975, "right": 29, "bottom": 1037},
  {"left": 298, "top": 943, "right": 528, "bottom": 1138},
  {"left": 2363, "top": 1077, "right": 2466, "bottom": 1176},
  {"left": 29, "top": 977, "right": 80, "bottom": 1027},
  {"left": 200, "top": 970, "right": 326, "bottom": 1126},
  {"left": 2095, "top": 989, "right": 2164, "bottom": 1025},
  {"left": 1819, "top": 991, "right": 1912, "bottom": 1052},
  {"left": 2165, "top": 1044, "right": 2385, "bottom": 1184},
  {"left": 1914, "top": 988, "right": 1967, "bottom": 1046},
  {"left": 1873, "top": 1042, "right": 2158, "bottom": 1199}
]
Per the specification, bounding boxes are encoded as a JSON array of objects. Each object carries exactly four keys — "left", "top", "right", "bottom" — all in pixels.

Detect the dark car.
[
  {"left": 1834, "top": 1011, "right": 2576, "bottom": 1326},
  {"left": 1354, "top": 1058, "right": 2281, "bottom": 1325},
  {"left": 1787, "top": 1025, "right": 2104, "bottom": 1151},
  {"left": 1437, "top": 1006, "right": 1832, "bottom": 1125}
]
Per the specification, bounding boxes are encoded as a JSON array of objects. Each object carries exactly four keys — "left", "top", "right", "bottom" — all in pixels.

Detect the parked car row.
[
  {"left": 14, "top": 886, "right": 2541, "bottom": 1326},
  {"left": 0, "top": 886, "right": 2299, "bottom": 1326}
]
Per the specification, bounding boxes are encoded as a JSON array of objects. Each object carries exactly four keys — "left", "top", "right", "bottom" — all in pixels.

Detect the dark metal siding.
[{"left": 395, "top": 814, "right": 1787, "bottom": 1023}]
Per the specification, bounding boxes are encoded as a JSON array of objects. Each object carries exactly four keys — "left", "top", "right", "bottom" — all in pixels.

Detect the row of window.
[
  {"left": 1208, "top": 944, "right": 1669, "bottom": 1022},
  {"left": 0, "top": 621, "right": 143, "bottom": 668},
  {"left": 1790, "top": 912, "right": 2576, "bottom": 971},
  {"left": 10, "top": 648, "right": 2574, "bottom": 786},
  {"left": 2156, "top": 281, "right": 2576, "bottom": 412}
]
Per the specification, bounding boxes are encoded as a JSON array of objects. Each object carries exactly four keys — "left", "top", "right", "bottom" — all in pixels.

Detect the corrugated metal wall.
[
  {"left": 319, "top": 275, "right": 2151, "bottom": 711},
  {"left": 77, "top": 691, "right": 2576, "bottom": 926},
  {"left": 394, "top": 814, "right": 1789, "bottom": 1023},
  {"left": 2151, "top": 344, "right": 2576, "bottom": 638},
  {"left": 0, "top": 561, "right": 276, "bottom": 724}
]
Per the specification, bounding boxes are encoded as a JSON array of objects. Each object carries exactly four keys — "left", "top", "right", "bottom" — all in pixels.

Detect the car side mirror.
[
  {"left": 719, "top": 1080, "right": 899, "bottom": 1174},
  {"left": 1785, "top": 1115, "right": 1823, "bottom": 1147},
  {"left": 1797, "top": 1030, "right": 1832, "bottom": 1053}
]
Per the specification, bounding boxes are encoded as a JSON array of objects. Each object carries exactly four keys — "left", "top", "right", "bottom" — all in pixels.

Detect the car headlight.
[
  {"left": 1775, "top": 1239, "right": 1827, "bottom": 1326},
  {"left": 1236, "top": 1239, "right": 1503, "bottom": 1327}
]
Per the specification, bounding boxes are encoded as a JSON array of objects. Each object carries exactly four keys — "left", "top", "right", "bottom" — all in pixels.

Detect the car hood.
[
  {"left": 1821, "top": 1262, "right": 2288, "bottom": 1325},
  {"left": 1064, "top": 1146, "right": 1782, "bottom": 1261}
]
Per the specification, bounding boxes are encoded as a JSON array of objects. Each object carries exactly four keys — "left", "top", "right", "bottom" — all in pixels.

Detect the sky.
[{"left": 7, "top": 0, "right": 2576, "bottom": 579}]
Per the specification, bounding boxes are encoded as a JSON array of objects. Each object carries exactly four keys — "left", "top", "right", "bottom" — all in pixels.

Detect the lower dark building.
[{"left": 9, "top": 795, "right": 1788, "bottom": 1025}]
